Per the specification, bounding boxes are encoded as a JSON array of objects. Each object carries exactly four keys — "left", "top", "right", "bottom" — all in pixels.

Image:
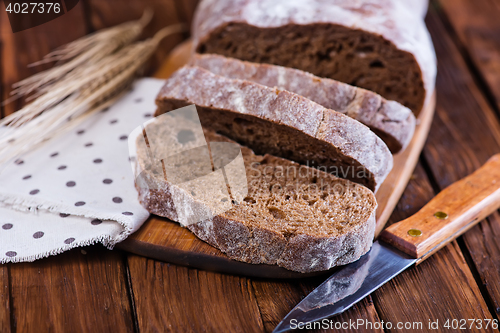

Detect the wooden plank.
[
  {"left": 9, "top": 247, "right": 135, "bottom": 332},
  {"left": 252, "top": 278, "right": 383, "bottom": 333},
  {"left": 373, "top": 164, "right": 496, "bottom": 331},
  {"left": 386, "top": 165, "right": 436, "bottom": 227},
  {"left": 86, "top": 0, "right": 186, "bottom": 74},
  {"left": 0, "top": 266, "right": 11, "bottom": 332},
  {"left": 374, "top": 242, "right": 494, "bottom": 332},
  {"left": 438, "top": 0, "right": 500, "bottom": 112},
  {"left": 173, "top": 0, "right": 200, "bottom": 33},
  {"left": 127, "top": 255, "right": 265, "bottom": 332},
  {"left": 373, "top": 93, "right": 435, "bottom": 236},
  {"left": 422, "top": 5, "right": 500, "bottom": 317},
  {"left": 463, "top": 212, "right": 500, "bottom": 315},
  {"left": 423, "top": 10, "right": 500, "bottom": 182},
  {"left": 0, "top": 2, "right": 88, "bottom": 116},
  {"left": 250, "top": 280, "right": 305, "bottom": 333}
]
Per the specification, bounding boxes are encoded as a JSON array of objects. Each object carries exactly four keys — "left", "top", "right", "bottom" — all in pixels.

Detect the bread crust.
[
  {"left": 192, "top": 0, "right": 436, "bottom": 114},
  {"left": 192, "top": 53, "right": 416, "bottom": 153},
  {"left": 187, "top": 212, "right": 375, "bottom": 273},
  {"left": 155, "top": 66, "right": 393, "bottom": 191}
]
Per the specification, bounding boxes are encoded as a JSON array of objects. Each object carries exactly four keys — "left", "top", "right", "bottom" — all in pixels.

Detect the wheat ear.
[
  {"left": 4, "top": 9, "right": 153, "bottom": 104},
  {"left": 0, "top": 20, "right": 185, "bottom": 167}
]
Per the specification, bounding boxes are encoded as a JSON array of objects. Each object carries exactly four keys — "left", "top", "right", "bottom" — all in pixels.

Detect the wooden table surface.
[{"left": 1, "top": 0, "right": 500, "bottom": 332}]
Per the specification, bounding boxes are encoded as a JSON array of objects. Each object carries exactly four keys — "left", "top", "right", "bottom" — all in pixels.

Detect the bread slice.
[
  {"left": 191, "top": 53, "right": 416, "bottom": 153},
  {"left": 134, "top": 114, "right": 377, "bottom": 273},
  {"left": 192, "top": 0, "right": 436, "bottom": 115},
  {"left": 155, "top": 66, "right": 393, "bottom": 192}
]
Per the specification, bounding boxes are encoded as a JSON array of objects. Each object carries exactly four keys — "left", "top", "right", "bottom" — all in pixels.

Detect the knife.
[{"left": 273, "top": 154, "right": 500, "bottom": 333}]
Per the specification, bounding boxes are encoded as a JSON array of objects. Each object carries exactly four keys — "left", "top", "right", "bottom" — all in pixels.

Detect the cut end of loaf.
[
  {"left": 226, "top": 154, "right": 376, "bottom": 239},
  {"left": 197, "top": 22, "right": 425, "bottom": 115}
]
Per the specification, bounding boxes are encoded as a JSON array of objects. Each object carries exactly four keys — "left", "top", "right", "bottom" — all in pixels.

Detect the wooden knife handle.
[{"left": 380, "top": 154, "right": 500, "bottom": 263}]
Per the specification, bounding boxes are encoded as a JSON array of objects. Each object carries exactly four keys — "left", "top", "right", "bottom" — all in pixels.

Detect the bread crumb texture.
[{"left": 136, "top": 116, "right": 377, "bottom": 272}]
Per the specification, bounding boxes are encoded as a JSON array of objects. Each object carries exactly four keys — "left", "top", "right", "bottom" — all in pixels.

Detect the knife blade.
[{"left": 273, "top": 154, "right": 500, "bottom": 333}]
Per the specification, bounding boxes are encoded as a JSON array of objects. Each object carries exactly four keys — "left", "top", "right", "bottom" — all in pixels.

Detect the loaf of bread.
[
  {"left": 134, "top": 113, "right": 377, "bottom": 273},
  {"left": 405, "top": 0, "right": 429, "bottom": 18},
  {"left": 155, "top": 66, "right": 393, "bottom": 191},
  {"left": 192, "top": 53, "right": 416, "bottom": 153},
  {"left": 192, "top": 0, "right": 436, "bottom": 115}
]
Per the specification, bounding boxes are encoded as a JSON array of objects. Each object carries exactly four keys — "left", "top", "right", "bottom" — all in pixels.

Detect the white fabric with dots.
[{"left": 0, "top": 78, "right": 163, "bottom": 263}]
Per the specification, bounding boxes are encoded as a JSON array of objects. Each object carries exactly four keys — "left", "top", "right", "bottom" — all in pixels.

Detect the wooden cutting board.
[{"left": 117, "top": 41, "right": 436, "bottom": 278}]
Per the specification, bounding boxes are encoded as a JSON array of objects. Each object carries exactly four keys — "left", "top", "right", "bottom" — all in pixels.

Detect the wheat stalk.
[
  {"left": 0, "top": 15, "right": 185, "bottom": 167},
  {"left": 5, "top": 9, "right": 154, "bottom": 102}
]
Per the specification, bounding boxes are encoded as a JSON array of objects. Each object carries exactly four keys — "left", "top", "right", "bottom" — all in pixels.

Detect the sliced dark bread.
[
  {"left": 155, "top": 65, "right": 393, "bottom": 192},
  {"left": 134, "top": 114, "right": 377, "bottom": 273},
  {"left": 192, "top": 0, "right": 436, "bottom": 115},
  {"left": 191, "top": 53, "right": 416, "bottom": 153}
]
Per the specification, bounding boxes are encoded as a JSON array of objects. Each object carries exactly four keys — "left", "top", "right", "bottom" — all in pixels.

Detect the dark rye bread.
[
  {"left": 192, "top": 0, "right": 437, "bottom": 115},
  {"left": 155, "top": 66, "right": 393, "bottom": 192},
  {"left": 192, "top": 53, "right": 416, "bottom": 153},
  {"left": 135, "top": 116, "right": 377, "bottom": 273}
]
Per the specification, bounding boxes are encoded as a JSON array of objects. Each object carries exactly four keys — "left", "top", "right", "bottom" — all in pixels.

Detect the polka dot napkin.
[{"left": 0, "top": 78, "right": 164, "bottom": 263}]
